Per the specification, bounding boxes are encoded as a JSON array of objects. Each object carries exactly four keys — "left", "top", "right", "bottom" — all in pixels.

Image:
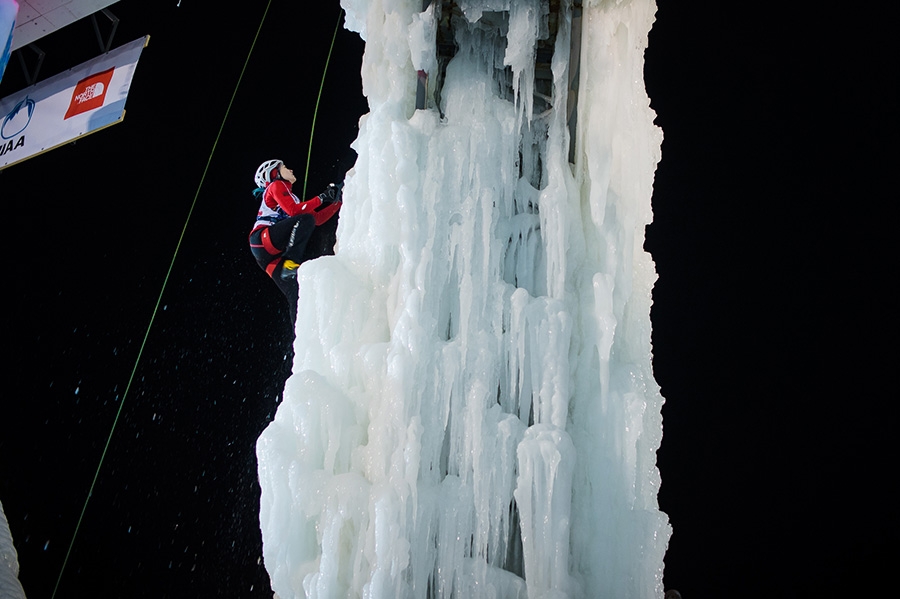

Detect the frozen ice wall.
[
  {"left": 0, "top": 500, "right": 27, "bottom": 599},
  {"left": 256, "top": 0, "right": 669, "bottom": 597}
]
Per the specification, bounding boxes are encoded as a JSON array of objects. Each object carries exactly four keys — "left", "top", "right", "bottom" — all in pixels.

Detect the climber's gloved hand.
[{"left": 319, "top": 181, "right": 344, "bottom": 205}]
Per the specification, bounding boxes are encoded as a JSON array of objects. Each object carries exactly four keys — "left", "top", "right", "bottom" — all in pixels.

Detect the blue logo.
[{"left": 2, "top": 96, "right": 35, "bottom": 140}]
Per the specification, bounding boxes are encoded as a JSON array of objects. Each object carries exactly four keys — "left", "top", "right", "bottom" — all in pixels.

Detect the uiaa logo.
[{"left": 1, "top": 96, "right": 34, "bottom": 140}]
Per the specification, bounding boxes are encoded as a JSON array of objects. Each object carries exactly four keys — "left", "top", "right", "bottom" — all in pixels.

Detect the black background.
[{"left": 1, "top": 1, "right": 895, "bottom": 597}]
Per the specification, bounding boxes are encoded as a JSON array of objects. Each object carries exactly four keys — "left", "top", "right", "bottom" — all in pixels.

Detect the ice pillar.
[{"left": 257, "top": 1, "right": 669, "bottom": 597}]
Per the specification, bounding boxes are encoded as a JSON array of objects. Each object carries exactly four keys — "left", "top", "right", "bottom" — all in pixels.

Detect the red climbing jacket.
[{"left": 252, "top": 179, "right": 341, "bottom": 234}]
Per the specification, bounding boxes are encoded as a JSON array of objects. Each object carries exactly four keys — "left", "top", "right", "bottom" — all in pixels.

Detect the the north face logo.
[{"left": 64, "top": 68, "right": 115, "bottom": 119}]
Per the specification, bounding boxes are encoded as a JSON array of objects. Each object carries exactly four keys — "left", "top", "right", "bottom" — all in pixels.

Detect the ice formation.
[
  {"left": 0, "top": 501, "right": 27, "bottom": 599},
  {"left": 256, "top": 0, "right": 669, "bottom": 597}
]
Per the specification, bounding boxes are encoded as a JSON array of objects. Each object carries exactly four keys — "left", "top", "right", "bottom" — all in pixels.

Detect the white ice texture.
[
  {"left": 256, "top": 0, "right": 669, "bottom": 597},
  {"left": 0, "top": 501, "right": 27, "bottom": 599}
]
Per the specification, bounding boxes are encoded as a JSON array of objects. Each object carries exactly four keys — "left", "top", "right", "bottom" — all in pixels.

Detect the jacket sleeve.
[
  {"left": 266, "top": 180, "right": 323, "bottom": 218},
  {"left": 312, "top": 199, "right": 341, "bottom": 226}
]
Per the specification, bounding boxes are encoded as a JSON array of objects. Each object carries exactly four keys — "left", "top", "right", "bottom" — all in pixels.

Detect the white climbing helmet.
[{"left": 254, "top": 159, "right": 283, "bottom": 188}]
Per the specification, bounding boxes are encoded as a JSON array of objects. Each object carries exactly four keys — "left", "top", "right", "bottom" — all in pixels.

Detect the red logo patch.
[{"left": 64, "top": 68, "right": 115, "bottom": 120}]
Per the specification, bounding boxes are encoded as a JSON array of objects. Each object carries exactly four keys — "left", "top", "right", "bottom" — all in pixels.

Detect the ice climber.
[{"left": 249, "top": 159, "right": 342, "bottom": 322}]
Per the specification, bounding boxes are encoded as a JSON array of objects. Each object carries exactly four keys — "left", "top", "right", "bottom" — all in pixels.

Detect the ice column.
[
  {"left": 567, "top": 1, "right": 670, "bottom": 597},
  {"left": 0, "top": 501, "right": 27, "bottom": 599},
  {"left": 257, "top": 0, "right": 669, "bottom": 597}
]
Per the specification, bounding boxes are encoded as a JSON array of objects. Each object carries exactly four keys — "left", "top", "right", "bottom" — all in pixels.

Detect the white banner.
[{"left": 0, "top": 34, "right": 148, "bottom": 169}]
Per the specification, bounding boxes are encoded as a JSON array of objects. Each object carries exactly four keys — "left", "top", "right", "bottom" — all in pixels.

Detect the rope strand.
[
  {"left": 302, "top": 8, "right": 344, "bottom": 200},
  {"left": 50, "top": 2, "right": 274, "bottom": 596}
]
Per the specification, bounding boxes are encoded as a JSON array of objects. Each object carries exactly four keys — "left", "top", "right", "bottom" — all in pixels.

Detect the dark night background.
[{"left": 0, "top": 1, "right": 895, "bottom": 597}]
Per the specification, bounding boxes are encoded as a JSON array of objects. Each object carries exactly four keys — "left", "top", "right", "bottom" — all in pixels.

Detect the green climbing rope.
[
  {"left": 302, "top": 8, "right": 344, "bottom": 201},
  {"left": 50, "top": 2, "right": 275, "bottom": 596}
]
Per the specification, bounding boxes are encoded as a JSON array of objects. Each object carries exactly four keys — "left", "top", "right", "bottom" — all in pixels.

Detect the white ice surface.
[
  {"left": 257, "top": 1, "right": 669, "bottom": 597},
  {"left": 0, "top": 500, "right": 27, "bottom": 599}
]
